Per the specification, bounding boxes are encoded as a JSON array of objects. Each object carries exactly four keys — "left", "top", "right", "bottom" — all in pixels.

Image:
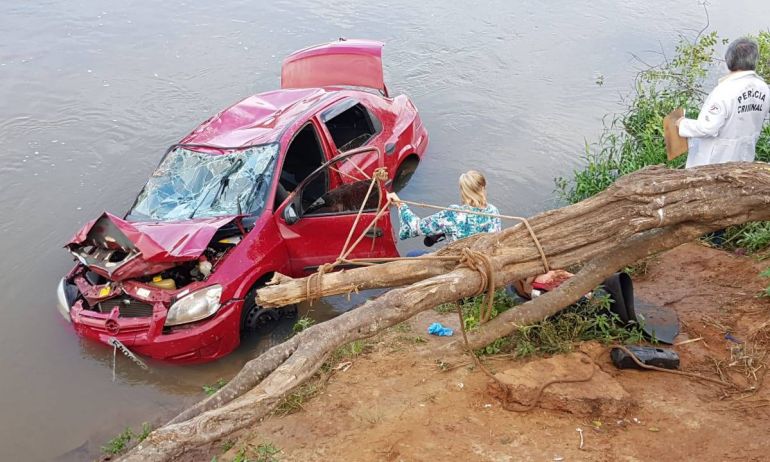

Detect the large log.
[
  {"left": 256, "top": 163, "right": 770, "bottom": 307},
  {"left": 122, "top": 163, "right": 770, "bottom": 462}
]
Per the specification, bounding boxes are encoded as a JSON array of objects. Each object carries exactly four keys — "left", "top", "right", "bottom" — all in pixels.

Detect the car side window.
[
  {"left": 302, "top": 179, "right": 379, "bottom": 216},
  {"left": 275, "top": 123, "right": 327, "bottom": 210},
  {"left": 322, "top": 101, "right": 379, "bottom": 152}
]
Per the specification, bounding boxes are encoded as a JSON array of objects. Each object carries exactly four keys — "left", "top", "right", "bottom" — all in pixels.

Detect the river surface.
[{"left": 1, "top": 1, "right": 769, "bottom": 460}]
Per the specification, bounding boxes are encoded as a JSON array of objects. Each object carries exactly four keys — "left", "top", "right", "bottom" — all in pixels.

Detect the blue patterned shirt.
[{"left": 397, "top": 203, "right": 502, "bottom": 241}]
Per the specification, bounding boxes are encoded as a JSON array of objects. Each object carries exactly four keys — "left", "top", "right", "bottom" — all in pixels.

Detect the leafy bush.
[
  {"left": 452, "top": 289, "right": 645, "bottom": 357},
  {"left": 101, "top": 422, "right": 152, "bottom": 456},
  {"left": 512, "top": 293, "right": 646, "bottom": 357},
  {"left": 555, "top": 31, "right": 770, "bottom": 252},
  {"left": 202, "top": 378, "right": 228, "bottom": 396}
]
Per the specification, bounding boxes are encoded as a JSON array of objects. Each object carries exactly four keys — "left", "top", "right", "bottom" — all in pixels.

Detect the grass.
[
  {"left": 760, "top": 268, "right": 770, "bottom": 297},
  {"left": 101, "top": 422, "right": 152, "bottom": 456},
  {"left": 511, "top": 294, "right": 647, "bottom": 358},
  {"left": 221, "top": 440, "right": 235, "bottom": 452},
  {"left": 725, "top": 222, "right": 770, "bottom": 253},
  {"left": 273, "top": 338, "right": 374, "bottom": 416},
  {"left": 272, "top": 380, "right": 323, "bottom": 416},
  {"left": 451, "top": 289, "right": 647, "bottom": 358},
  {"left": 554, "top": 31, "right": 770, "bottom": 254},
  {"left": 292, "top": 315, "right": 315, "bottom": 333},
  {"left": 228, "top": 443, "right": 281, "bottom": 462},
  {"left": 203, "top": 378, "right": 228, "bottom": 396},
  {"left": 102, "top": 428, "right": 134, "bottom": 456}
]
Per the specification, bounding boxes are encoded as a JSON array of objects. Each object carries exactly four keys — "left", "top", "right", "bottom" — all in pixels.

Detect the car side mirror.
[{"left": 283, "top": 202, "right": 299, "bottom": 225}]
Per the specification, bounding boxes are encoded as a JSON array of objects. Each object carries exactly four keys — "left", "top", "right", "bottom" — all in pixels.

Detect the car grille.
[{"left": 97, "top": 297, "right": 154, "bottom": 318}]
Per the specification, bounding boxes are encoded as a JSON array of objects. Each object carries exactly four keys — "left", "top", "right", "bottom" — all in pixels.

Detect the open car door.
[
  {"left": 275, "top": 147, "right": 398, "bottom": 275},
  {"left": 281, "top": 39, "right": 388, "bottom": 96}
]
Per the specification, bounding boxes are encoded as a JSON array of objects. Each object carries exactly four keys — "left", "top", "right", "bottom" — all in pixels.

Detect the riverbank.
[{"left": 217, "top": 242, "right": 770, "bottom": 461}]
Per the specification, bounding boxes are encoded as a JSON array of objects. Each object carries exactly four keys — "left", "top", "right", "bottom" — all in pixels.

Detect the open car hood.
[
  {"left": 66, "top": 212, "right": 239, "bottom": 281},
  {"left": 281, "top": 39, "right": 387, "bottom": 96}
]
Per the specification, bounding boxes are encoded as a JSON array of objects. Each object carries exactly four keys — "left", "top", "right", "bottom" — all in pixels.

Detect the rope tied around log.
[{"left": 457, "top": 248, "right": 497, "bottom": 323}]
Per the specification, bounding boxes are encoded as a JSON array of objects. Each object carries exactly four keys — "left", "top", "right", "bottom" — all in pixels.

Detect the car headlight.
[
  {"left": 165, "top": 285, "right": 222, "bottom": 326},
  {"left": 56, "top": 278, "right": 75, "bottom": 322}
]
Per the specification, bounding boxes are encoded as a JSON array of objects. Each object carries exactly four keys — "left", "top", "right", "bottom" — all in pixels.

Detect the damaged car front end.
[{"left": 58, "top": 144, "right": 278, "bottom": 363}]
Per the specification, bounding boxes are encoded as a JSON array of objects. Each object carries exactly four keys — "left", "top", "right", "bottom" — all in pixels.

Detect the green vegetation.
[
  {"left": 101, "top": 422, "right": 152, "bottom": 456},
  {"left": 511, "top": 293, "right": 646, "bottom": 357},
  {"left": 555, "top": 31, "right": 770, "bottom": 253},
  {"left": 443, "top": 289, "right": 646, "bottom": 358},
  {"left": 760, "top": 267, "right": 770, "bottom": 297},
  {"left": 221, "top": 440, "right": 235, "bottom": 453},
  {"left": 274, "top": 338, "right": 373, "bottom": 416},
  {"left": 102, "top": 428, "right": 134, "bottom": 456},
  {"left": 229, "top": 443, "right": 281, "bottom": 462},
  {"left": 273, "top": 380, "right": 322, "bottom": 416},
  {"left": 137, "top": 422, "right": 152, "bottom": 443},
  {"left": 292, "top": 315, "right": 315, "bottom": 333},
  {"left": 322, "top": 339, "right": 370, "bottom": 371},
  {"left": 202, "top": 378, "right": 228, "bottom": 396}
]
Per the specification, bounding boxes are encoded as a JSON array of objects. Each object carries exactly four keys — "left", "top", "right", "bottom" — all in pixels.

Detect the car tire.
[
  {"left": 240, "top": 284, "right": 298, "bottom": 333},
  {"left": 392, "top": 155, "right": 419, "bottom": 192}
]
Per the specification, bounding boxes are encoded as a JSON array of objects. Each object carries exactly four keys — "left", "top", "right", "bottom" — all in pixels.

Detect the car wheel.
[
  {"left": 392, "top": 155, "right": 419, "bottom": 192},
  {"left": 240, "top": 285, "right": 298, "bottom": 333}
]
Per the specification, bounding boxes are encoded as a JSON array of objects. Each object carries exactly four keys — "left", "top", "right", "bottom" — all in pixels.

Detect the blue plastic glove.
[{"left": 428, "top": 322, "right": 454, "bottom": 337}]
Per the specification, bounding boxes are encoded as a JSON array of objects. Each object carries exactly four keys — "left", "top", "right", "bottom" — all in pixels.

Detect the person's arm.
[
  {"left": 488, "top": 205, "right": 503, "bottom": 232},
  {"left": 678, "top": 95, "right": 728, "bottom": 138},
  {"left": 398, "top": 204, "right": 461, "bottom": 239}
]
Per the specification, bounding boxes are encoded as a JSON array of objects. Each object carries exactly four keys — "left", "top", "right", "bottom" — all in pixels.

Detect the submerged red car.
[{"left": 56, "top": 40, "right": 428, "bottom": 363}]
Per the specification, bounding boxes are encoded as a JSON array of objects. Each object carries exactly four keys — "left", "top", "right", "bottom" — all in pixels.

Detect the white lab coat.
[{"left": 679, "top": 70, "right": 769, "bottom": 168}]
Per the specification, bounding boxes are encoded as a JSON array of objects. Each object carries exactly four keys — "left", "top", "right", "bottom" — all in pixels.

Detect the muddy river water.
[{"left": 1, "top": 1, "right": 769, "bottom": 460}]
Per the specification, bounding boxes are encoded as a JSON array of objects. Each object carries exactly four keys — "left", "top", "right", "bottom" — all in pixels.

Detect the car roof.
[{"left": 179, "top": 87, "right": 335, "bottom": 149}]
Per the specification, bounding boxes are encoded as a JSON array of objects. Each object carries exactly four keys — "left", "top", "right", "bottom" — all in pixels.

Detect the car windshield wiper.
[
  {"left": 211, "top": 158, "right": 245, "bottom": 206},
  {"left": 190, "top": 158, "right": 245, "bottom": 219}
]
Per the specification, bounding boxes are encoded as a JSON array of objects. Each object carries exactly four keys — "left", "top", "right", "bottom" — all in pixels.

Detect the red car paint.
[
  {"left": 58, "top": 40, "right": 429, "bottom": 364},
  {"left": 66, "top": 212, "right": 239, "bottom": 281},
  {"left": 281, "top": 39, "right": 388, "bottom": 95}
]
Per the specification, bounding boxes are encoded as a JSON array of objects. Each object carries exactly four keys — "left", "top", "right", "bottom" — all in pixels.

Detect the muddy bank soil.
[{"left": 220, "top": 243, "right": 770, "bottom": 461}]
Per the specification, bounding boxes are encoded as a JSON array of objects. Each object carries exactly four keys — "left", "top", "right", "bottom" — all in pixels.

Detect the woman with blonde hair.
[{"left": 387, "top": 170, "right": 502, "bottom": 245}]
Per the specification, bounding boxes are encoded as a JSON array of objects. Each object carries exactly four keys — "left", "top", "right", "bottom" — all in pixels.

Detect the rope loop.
[{"left": 456, "top": 248, "right": 497, "bottom": 323}]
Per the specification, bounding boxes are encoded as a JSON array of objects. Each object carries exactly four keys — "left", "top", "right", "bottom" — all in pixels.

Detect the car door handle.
[
  {"left": 365, "top": 227, "right": 384, "bottom": 238},
  {"left": 385, "top": 143, "right": 396, "bottom": 155}
]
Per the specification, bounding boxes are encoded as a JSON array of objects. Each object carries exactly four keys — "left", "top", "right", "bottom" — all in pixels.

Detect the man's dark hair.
[{"left": 725, "top": 37, "right": 759, "bottom": 72}]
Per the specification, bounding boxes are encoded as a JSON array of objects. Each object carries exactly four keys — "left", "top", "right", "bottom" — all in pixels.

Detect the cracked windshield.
[{"left": 129, "top": 144, "right": 277, "bottom": 221}]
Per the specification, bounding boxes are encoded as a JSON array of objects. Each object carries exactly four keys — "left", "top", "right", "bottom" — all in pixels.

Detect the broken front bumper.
[{"left": 58, "top": 278, "right": 242, "bottom": 364}]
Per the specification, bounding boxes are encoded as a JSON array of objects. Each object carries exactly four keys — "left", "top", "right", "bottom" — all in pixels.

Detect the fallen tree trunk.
[
  {"left": 123, "top": 163, "right": 770, "bottom": 461},
  {"left": 256, "top": 163, "right": 770, "bottom": 307}
]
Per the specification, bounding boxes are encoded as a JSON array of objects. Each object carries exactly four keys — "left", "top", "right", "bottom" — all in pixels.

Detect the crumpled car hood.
[{"left": 66, "top": 212, "right": 238, "bottom": 281}]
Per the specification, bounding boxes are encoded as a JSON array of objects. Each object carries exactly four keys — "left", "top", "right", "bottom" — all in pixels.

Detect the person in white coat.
[{"left": 677, "top": 37, "right": 769, "bottom": 169}]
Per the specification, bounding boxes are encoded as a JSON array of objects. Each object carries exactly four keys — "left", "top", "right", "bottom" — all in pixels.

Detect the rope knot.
[
  {"left": 373, "top": 167, "right": 389, "bottom": 183},
  {"left": 456, "top": 248, "right": 496, "bottom": 324}
]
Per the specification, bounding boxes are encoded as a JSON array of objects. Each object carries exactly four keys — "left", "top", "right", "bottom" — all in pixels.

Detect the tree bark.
[
  {"left": 122, "top": 163, "right": 770, "bottom": 462},
  {"left": 256, "top": 163, "right": 770, "bottom": 307}
]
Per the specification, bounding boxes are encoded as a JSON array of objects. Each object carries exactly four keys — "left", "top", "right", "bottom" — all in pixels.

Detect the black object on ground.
[
  {"left": 601, "top": 273, "right": 636, "bottom": 323},
  {"left": 599, "top": 273, "right": 680, "bottom": 344},
  {"left": 634, "top": 299, "right": 680, "bottom": 344},
  {"left": 611, "top": 345, "right": 680, "bottom": 370}
]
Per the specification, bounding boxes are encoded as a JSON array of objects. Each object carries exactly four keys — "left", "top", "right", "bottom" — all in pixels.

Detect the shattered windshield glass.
[{"left": 128, "top": 144, "right": 278, "bottom": 221}]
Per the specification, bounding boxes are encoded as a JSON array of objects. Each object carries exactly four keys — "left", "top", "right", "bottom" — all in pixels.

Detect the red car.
[{"left": 56, "top": 39, "right": 429, "bottom": 363}]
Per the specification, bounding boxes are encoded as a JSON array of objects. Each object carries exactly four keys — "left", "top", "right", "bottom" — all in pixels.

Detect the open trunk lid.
[
  {"left": 66, "top": 212, "right": 238, "bottom": 281},
  {"left": 281, "top": 39, "right": 388, "bottom": 96}
]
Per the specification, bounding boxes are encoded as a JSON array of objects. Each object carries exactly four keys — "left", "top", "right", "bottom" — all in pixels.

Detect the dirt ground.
[{"left": 222, "top": 243, "right": 770, "bottom": 461}]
